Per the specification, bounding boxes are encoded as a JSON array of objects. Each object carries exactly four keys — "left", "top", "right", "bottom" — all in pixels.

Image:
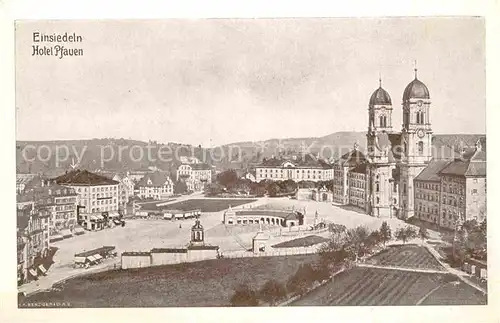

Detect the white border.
[{"left": 1, "top": 1, "right": 499, "bottom": 323}]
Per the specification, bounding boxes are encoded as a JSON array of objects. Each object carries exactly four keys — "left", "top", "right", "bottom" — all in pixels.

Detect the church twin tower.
[{"left": 365, "top": 67, "right": 433, "bottom": 219}]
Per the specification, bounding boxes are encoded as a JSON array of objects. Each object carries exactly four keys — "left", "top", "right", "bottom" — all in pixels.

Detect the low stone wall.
[{"left": 121, "top": 248, "right": 220, "bottom": 269}]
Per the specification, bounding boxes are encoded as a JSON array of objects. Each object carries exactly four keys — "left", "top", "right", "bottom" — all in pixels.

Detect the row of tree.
[
  {"left": 451, "top": 219, "right": 487, "bottom": 265},
  {"left": 230, "top": 264, "right": 330, "bottom": 306},
  {"left": 229, "top": 221, "right": 429, "bottom": 306},
  {"left": 320, "top": 222, "right": 428, "bottom": 269},
  {"left": 208, "top": 169, "right": 334, "bottom": 197}
]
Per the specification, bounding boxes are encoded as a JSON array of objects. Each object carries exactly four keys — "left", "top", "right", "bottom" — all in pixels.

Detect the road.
[{"left": 19, "top": 196, "right": 411, "bottom": 295}]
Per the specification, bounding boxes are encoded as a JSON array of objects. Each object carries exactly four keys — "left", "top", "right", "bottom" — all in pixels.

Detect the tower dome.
[
  {"left": 403, "top": 68, "right": 430, "bottom": 101},
  {"left": 369, "top": 86, "right": 392, "bottom": 106}
]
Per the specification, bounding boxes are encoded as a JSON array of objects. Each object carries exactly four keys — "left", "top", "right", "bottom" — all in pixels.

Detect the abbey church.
[{"left": 333, "top": 67, "right": 486, "bottom": 227}]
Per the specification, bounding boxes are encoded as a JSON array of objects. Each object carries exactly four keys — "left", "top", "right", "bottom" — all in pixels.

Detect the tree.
[
  {"left": 173, "top": 180, "right": 188, "bottom": 194},
  {"left": 266, "top": 182, "right": 281, "bottom": 197},
  {"left": 366, "top": 229, "right": 382, "bottom": 250},
  {"left": 394, "top": 226, "right": 417, "bottom": 244},
  {"left": 216, "top": 170, "right": 239, "bottom": 190},
  {"left": 230, "top": 283, "right": 258, "bottom": 306},
  {"left": 418, "top": 227, "right": 429, "bottom": 243},
  {"left": 379, "top": 221, "right": 392, "bottom": 247},
  {"left": 286, "top": 264, "right": 316, "bottom": 296},
  {"left": 205, "top": 183, "right": 224, "bottom": 196},
  {"left": 344, "top": 226, "right": 370, "bottom": 260},
  {"left": 250, "top": 183, "right": 266, "bottom": 197},
  {"left": 258, "top": 279, "right": 287, "bottom": 306}
]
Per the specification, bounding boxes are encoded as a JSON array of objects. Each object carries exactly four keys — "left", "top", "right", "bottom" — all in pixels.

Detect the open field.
[
  {"left": 158, "top": 199, "right": 256, "bottom": 212},
  {"left": 21, "top": 255, "right": 318, "bottom": 307},
  {"left": 290, "top": 267, "right": 486, "bottom": 306},
  {"left": 366, "top": 244, "right": 445, "bottom": 271},
  {"left": 272, "top": 235, "right": 328, "bottom": 248}
]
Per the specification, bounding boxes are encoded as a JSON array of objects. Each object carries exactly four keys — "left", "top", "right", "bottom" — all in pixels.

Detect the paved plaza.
[{"left": 19, "top": 197, "right": 423, "bottom": 295}]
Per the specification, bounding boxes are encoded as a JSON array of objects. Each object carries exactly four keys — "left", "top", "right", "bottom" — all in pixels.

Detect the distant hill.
[
  {"left": 15, "top": 138, "right": 213, "bottom": 177},
  {"left": 16, "top": 132, "right": 485, "bottom": 176}
]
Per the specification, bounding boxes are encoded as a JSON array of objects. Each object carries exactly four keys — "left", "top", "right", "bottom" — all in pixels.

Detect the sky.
[{"left": 15, "top": 18, "right": 485, "bottom": 147}]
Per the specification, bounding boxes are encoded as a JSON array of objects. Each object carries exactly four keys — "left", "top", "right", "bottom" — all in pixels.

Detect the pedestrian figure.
[{"left": 179, "top": 224, "right": 182, "bottom": 229}]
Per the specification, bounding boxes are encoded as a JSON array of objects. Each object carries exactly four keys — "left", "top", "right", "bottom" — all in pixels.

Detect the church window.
[
  {"left": 418, "top": 141, "right": 424, "bottom": 155},
  {"left": 421, "top": 112, "right": 425, "bottom": 124},
  {"left": 376, "top": 183, "right": 380, "bottom": 192},
  {"left": 379, "top": 116, "right": 384, "bottom": 128},
  {"left": 376, "top": 197, "right": 380, "bottom": 204},
  {"left": 403, "top": 183, "right": 407, "bottom": 194},
  {"left": 416, "top": 112, "right": 420, "bottom": 124}
]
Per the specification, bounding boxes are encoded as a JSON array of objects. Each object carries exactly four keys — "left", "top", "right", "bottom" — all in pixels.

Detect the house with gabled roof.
[
  {"left": 255, "top": 154, "right": 333, "bottom": 182},
  {"left": 136, "top": 172, "right": 174, "bottom": 200}
]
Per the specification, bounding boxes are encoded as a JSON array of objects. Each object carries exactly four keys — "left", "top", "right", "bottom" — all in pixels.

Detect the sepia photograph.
[{"left": 13, "top": 17, "right": 488, "bottom": 308}]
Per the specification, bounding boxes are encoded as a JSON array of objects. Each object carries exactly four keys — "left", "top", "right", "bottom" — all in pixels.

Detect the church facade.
[
  {"left": 333, "top": 68, "right": 486, "bottom": 228},
  {"left": 334, "top": 68, "right": 434, "bottom": 219}
]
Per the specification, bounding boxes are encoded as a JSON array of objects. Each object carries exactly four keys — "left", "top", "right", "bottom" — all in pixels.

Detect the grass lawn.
[
  {"left": 160, "top": 199, "right": 256, "bottom": 213},
  {"left": 366, "top": 244, "right": 445, "bottom": 271},
  {"left": 21, "top": 254, "right": 318, "bottom": 307},
  {"left": 290, "top": 267, "right": 486, "bottom": 306},
  {"left": 272, "top": 235, "right": 328, "bottom": 249},
  {"left": 421, "top": 280, "right": 487, "bottom": 305}
]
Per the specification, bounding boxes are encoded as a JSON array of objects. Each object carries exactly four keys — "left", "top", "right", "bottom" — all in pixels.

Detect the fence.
[{"left": 222, "top": 246, "right": 320, "bottom": 259}]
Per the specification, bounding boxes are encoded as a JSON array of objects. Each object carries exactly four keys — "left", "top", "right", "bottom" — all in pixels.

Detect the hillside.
[{"left": 16, "top": 132, "right": 485, "bottom": 176}]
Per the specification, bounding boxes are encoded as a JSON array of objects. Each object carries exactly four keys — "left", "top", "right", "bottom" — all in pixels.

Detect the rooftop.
[
  {"left": 438, "top": 141, "right": 486, "bottom": 177},
  {"left": 150, "top": 248, "right": 188, "bottom": 253},
  {"left": 414, "top": 159, "right": 451, "bottom": 182},
  {"left": 136, "top": 172, "right": 173, "bottom": 187},
  {"left": 259, "top": 154, "right": 331, "bottom": 169},
  {"left": 54, "top": 169, "right": 120, "bottom": 186}
]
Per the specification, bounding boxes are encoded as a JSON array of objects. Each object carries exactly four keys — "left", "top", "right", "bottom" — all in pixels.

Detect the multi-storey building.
[
  {"left": 17, "top": 204, "right": 51, "bottom": 283},
  {"left": 99, "top": 171, "right": 135, "bottom": 214},
  {"left": 54, "top": 169, "right": 120, "bottom": 231},
  {"left": 17, "top": 181, "right": 79, "bottom": 242},
  {"left": 255, "top": 154, "right": 333, "bottom": 182},
  {"left": 332, "top": 67, "right": 486, "bottom": 225},
  {"left": 348, "top": 163, "right": 368, "bottom": 210},
  {"left": 414, "top": 159, "right": 448, "bottom": 226},
  {"left": 16, "top": 173, "right": 38, "bottom": 193},
  {"left": 438, "top": 139, "right": 486, "bottom": 229},
  {"left": 137, "top": 172, "right": 174, "bottom": 200},
  {"left": 176, "top": 163, "right": 212, "bottom": 191},
  {"left": 333, "top": 145, "right": 367, "bottom": 205}
]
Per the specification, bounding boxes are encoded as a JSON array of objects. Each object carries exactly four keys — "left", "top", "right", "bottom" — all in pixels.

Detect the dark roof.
[
  {"left": 259, "top": 154, "right": 331, "bottom": 169},
  {"left": 369, "top": 86, "right": 392, "bottom": 106},
  {"left": 403, "top": 77, "right": 430, "bottom": 101},
  {"left": 75, "top": 246, "right": 116, "bottom": 257},
  {"left": 150, "top": 248, "right": 187, "bottom": 253},
  {"left": 414, "top": 159, "right": 450, "bottom": 182},
  {"left": 187, "top": 245, "right": 219, "bottom": 250},
  {"left": 137, "top": 172, "right": 172, "bottom": 187},
  {"left": 438, "top": 148, "right": 486, "bottom": 177},
  {"left": 121, "top": 251, "right": 151, "bottom": 257},
  {"left": 54, "top": 169, "right": 120, "bottom": 186},
  {"left": 338, "top": 149, "right": 367, "bottom": 167},
  {"left": 350, "top": 163, "right": 368, "bottom": 174}
]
